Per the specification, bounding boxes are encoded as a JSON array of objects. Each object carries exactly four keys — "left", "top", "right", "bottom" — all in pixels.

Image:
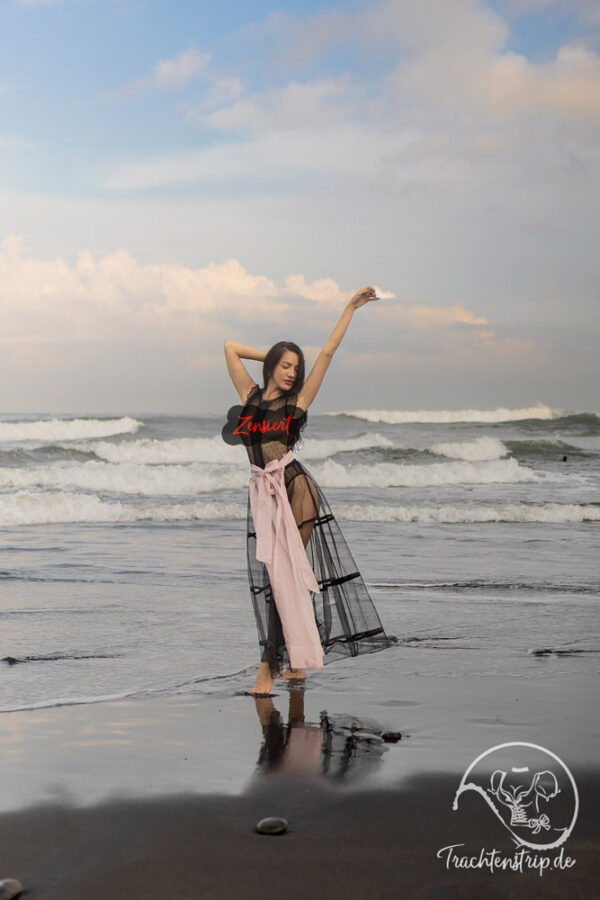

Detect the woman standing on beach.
[{"left": 224, "top": 285, "right": 395, "bottom": 696}]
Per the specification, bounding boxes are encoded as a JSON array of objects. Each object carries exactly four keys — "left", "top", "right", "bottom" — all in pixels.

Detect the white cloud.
[
  {"left": 103, "top": 0, "right": 600, "bottom": 198},
  {"left": 104, "top": 126, "right": 411, "bottom": 190},
  {"left": 247, "top": 0, "right": 600, "bottom": 127},
  {"left": 109, "top": 49, "right": 210, "bottom": 98},
  {"left": 374, "top": 300, "right": 488, "bottom": 330},
  {"left": 198, "top": 76, "right": 244, "bottom": 110},
  {"left": 153, "top": 49, "right": 210, "bottom": 91},
  {"left": 405, "top": 305, "right": 489, "bottom": 328},
  {"left": 0, "top": 235, "right": 493, "bottom": 374},
  {"left": 391, "top": 37, "right": 600, "bottom": 122},
  {"left": 204, "top": 75, "right": 357, "bottom": 131},
  {"left": 281, "top": 276, "right": 396, "bottom": 308},
  {"left": 282, "top": 274, "right": 351, "bottom": 307},
  {"left": 0, "top": 236, "right": 285, "bottom": 367}
]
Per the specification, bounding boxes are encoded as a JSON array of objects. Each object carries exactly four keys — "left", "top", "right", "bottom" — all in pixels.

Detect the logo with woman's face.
[{"left": 453, "top": 742, "right": 579, "bottom": 850}]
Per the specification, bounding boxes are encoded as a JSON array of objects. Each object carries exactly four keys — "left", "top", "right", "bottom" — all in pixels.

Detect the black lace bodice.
[{"left": 239, "top": 384, "right": 307, "bottom": 469}]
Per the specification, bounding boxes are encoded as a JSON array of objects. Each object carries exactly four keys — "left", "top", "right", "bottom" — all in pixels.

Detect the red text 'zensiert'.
[{"left": 234, "top": 415, "right": 294, "bottom": 436}]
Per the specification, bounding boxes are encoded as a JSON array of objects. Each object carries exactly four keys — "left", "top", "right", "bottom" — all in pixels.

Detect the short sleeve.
[
  {"left": 244, "top": 383, "right": 260, "bottom": 404},
  {"left": 288, "top": 392, "right": 307, "bottom": 416}
]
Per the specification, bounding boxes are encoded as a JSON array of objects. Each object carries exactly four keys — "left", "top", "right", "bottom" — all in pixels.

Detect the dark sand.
[
  {"left": 1, "top": 772, "right": 598, "bottom": 899},
  {"left": 1, "top": 673, "right": 598, "bottom": 898}
]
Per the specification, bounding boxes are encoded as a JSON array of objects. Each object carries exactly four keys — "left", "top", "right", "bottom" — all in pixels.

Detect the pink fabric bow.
[{"left": 249, "top": 449, "right": 323, "bottom": 670}]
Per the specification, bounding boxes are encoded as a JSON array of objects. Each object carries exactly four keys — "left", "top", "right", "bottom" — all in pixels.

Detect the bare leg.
[
  {"left": 278, "top": 510, "right": 316, "bottom": 682},
  {"left": 247, "top": 660, "right": 277, "bottom": 695}
]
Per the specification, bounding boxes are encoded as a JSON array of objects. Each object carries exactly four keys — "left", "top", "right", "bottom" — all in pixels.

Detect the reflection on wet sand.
[{"left": 248, "top": 686, "right": 401, "bottom": 787}]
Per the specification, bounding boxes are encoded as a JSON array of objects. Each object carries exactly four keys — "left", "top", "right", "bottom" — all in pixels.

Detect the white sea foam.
[
  {"left": 0, "top": 417, "right": 142, "bottom": 443},
  {"left": 0, "top": 461, "right": 249, "bottom": 495},
  {"left": 65, "top": 432, "right": 395, "bottom": 465},
  {"left": 297, "top": 432, "right": 396, "bottom": 459},
  {"left": 0, "top": 456, "right": 535, "bottom": 494},
  {"left": 2, "top": 491, "right": 597, "bottom": 527},
  {"left": 428, "top": 436, "right": 509, "bottom": 461},
  {"left": 307, "top": 457, "right": 536, "bottom": 487},
  {"left": 73, "top": 436, "right": 246, "bottom": 465},
  {"left": 0, "top": 491, "right": 245, "bottom": 526},
  {"left": 334, "top": 503, "right": 600, "bottom": 524},
  {"left": 328, "top": 403, "right": 562, "bottom": 424}
]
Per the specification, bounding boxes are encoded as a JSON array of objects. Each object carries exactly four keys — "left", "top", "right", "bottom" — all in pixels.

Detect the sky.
[{"left": 0, "top": 0, "right": 598, "bottom": 415}]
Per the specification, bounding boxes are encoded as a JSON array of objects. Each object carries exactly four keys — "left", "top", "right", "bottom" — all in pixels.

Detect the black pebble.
[
  {"left": 256, "top": 817, "right": 288, "bottom": 835},
  {"left": 381, "top": 732, "right": 402, "bottom": 743}
]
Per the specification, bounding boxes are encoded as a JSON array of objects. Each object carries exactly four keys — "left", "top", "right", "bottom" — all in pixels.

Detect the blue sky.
[{"left": 1, "top": 0, "right": 598, "bottom": 414}]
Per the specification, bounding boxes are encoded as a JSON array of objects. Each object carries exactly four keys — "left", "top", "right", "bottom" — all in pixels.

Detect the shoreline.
[{"left": 1, "top": 670, "right": 597, "bottom": 897}]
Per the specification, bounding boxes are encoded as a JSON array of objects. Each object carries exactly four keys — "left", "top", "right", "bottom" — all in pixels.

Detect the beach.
[
  {"left": 1, "top": 406, "right": 599, "bottom": 897},
  {"left": 1, "top": 670, "right": 598, "bottom": 898}
]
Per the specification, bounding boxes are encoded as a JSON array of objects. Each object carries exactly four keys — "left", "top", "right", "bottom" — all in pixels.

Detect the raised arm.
[
  {"left": 297, "top": 286, "right": 378, "bottom": 411},
  {"left": 224, "top": 341, "right": 266, "bottom": 404}
]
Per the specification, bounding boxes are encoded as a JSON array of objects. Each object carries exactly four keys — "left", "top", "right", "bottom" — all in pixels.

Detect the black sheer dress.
[{"left": 240, "top": 383, "right": 395, "bottom": 676}]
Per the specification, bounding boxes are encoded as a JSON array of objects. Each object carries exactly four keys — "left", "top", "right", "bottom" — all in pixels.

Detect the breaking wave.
[
  {"left": 335, "top": 502, "right": 600, "bottom": 524},
  {"left": 329, "top": 403, "right": 562, "bottom": 424},
  {"left": 3, "top": 493, "right": 594, "bottom": 527},
  {"left": 0, "top": 417, "right": 142, "bottom": 442},
  {"left": 429, "top": 436, "right": 509, "bottom": 461}
]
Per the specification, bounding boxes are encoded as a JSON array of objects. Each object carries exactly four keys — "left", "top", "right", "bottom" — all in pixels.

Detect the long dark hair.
[
  {"left": 262, "top": 341, "right": 305, "bottom": 396},
  {"left": 262, "top": 341, "right": 308, "bottom": 449}
]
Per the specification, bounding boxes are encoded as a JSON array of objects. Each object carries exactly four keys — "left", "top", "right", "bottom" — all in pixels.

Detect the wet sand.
[
  {"left": 0, "top": 772, "right": 598, "bottom": 900},
  {"left": 0, "top": 672, "right": 598, "bottom": 898}
]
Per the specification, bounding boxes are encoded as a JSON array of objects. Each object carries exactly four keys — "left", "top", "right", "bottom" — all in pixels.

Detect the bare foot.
[
  {"left": 246, "top": 661, "right": 276, "bottom": 695},
  {"left": 277, "top": 667, "right": 306, "bottom": 681}
]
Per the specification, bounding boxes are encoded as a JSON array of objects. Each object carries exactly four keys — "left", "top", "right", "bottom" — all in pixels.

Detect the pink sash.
[{"left": 249, "top": 450, "right": 324, "bottom": 670}]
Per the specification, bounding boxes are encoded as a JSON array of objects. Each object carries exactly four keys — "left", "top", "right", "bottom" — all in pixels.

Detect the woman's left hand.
[{"left": 347, "top": 286, "right": 379, "bottom": 309}]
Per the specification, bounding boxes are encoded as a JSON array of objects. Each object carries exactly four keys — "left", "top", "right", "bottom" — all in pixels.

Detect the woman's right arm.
[{"left": 224, "top": 341, "right": 265, "bottom": 403}]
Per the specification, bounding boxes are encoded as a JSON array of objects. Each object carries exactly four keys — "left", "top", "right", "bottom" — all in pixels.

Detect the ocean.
[{"left": 1, "top": 403, "right": 598, "bottom": 713}]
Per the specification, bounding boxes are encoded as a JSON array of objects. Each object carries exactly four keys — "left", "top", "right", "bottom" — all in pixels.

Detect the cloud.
[
  {"left": 404, "top": 305, "right": 489, "bottom": 328},
  {"left": 475, "top": 329, "right": 537, "bottom": 357},
  {"left": 200, "top": 76, "right": 244, "bottom": 109},
  {"left": 376, "top": 301, "right": 488, "bottom": 330},
  {"left": 0, "top": 236, "right": 285, "bottom": 369},
  {"left": 109, "top": 49, "right": 210, "bottom": 98},
  {"left": 248, "top": 0, "right": 600, "bottom": 125},
  {"left": 203, "top": 75, "right": 357, "bottom": 131},
  {"left": 456, "top": 29, "right": 599, "bottom": 124},
  {"left": 281, "top": 275, "right": 397, "bottom": 308},
  {"left": 353, "top": 1, "right": 600, "bottom": 125},
  {"left": 104, "top": 125, "right": 432, "bottom": 191},
  {"left": 498, "top": 0, "right": 600, "bottom": 26},
  {"left": 153, "top": 49, "right": 210, "bottom": 91},
  {"left": 0, "top": 235, "right": 497, "bottom": 374},
  {"left": 282, "top": 274, "right": 352, "bottom": 307},
  {"left": 103, "top": 1, "right": 600, "bottom": 196}
]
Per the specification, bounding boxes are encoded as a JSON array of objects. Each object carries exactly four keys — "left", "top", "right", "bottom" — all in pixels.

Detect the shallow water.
[{"left": 1, "top": 405, "right": 598, "bottom": 711}]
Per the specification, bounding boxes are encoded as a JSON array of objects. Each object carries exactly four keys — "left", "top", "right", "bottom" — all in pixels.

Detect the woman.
[{"left": 224, "top": 285, "right": 395, "bottom": 696}]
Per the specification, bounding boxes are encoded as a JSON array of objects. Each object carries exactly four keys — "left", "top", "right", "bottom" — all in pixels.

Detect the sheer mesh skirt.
[{"left": 246, "top": 456, "right": 395, "bottom": 674}]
